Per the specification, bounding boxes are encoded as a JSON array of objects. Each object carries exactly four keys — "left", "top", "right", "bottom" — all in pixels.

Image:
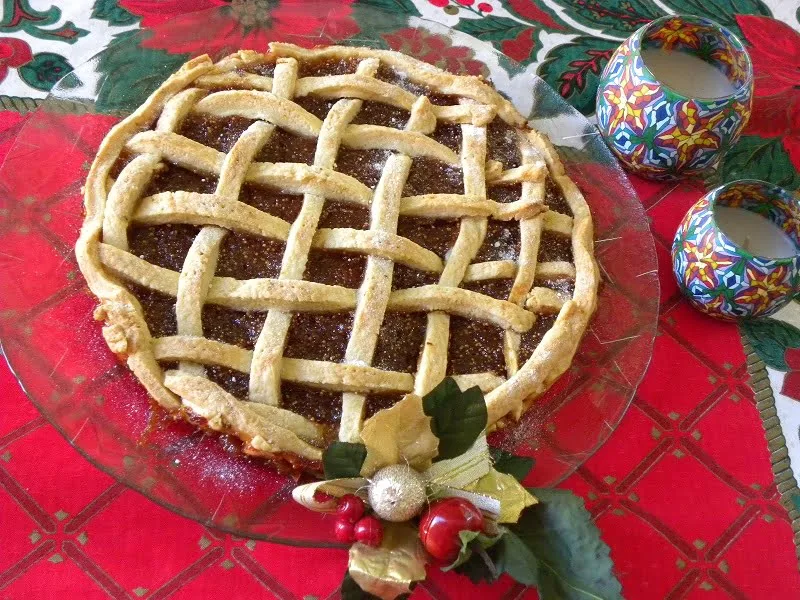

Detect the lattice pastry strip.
[{"left": 76, "top": 45, "right": 599, "bottom": 470}]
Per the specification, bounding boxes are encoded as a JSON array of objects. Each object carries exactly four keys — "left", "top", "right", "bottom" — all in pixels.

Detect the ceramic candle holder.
[
  {"left": 672, "top": 180, "right": 800, "bottom": 320},
  {"left": 596, "top": 15, "right": 753, "bottom": 180}
]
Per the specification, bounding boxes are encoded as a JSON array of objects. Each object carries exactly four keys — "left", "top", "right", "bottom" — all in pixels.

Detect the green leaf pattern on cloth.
[
  {"left": 91, "top": 0, "right": 139, "bottom": 26},
  {"left": 18, "top": 52, "right": 74, "bottom": 91},
  {"left": 740, "top": 318, "right": 800, "bottom": 371},
  {"left": 714, "top": 136, "right": 800, "bottom": 191},
  {"left": 537, "top": 36, "right": 618, "bottom": 116},
  {"left": 0, "top": 0, "right": 89, "bottom": 43},
  {"left": 95, "top": 29, "right": 188, "bottom": 114}
]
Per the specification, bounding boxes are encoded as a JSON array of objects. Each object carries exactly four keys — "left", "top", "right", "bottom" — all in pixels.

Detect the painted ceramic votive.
[
  {"left": 672, "top": 180, "right": 800, "bottom": 320},
  {"left": 596, "top": 15, "right": 753, "bottom": 180}
]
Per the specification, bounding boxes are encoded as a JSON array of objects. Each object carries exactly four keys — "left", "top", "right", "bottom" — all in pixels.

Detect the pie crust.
[{"left": 76, "top": 43, "right": 599, "bottom": 471}]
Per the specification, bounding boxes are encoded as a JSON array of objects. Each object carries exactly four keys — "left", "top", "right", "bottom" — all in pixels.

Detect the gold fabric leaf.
[
  {"left": 360, "top": 394, "right": 439, "bottom": 475},
  {"left": 348, "top": 522, "right": 427, "bottom": 600},
  {"left": 463, "top": 468, "right": 538, "bottom": 523}
]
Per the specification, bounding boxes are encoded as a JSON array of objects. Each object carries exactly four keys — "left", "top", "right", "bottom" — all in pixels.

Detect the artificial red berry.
[
  {"left": 334, "top": 518, "right": 356, "bottom": 543},
  {"left": 477, "top": 2, "right": 493, "bottom": 12},
  {"left": 429, "top": 0, "right": 449, "bottom": 6},
  {"left": 456, "top": 0, "right": 475, "bottom": 5},
  {"left": 354, "top": 516, "right": 384, "bottom": 547},
  {"left": 313, "top": 490, "right": 334, "bottom": 503},
  {"left": 419, "top": 498, "right": 484, "bottom": 561},
  {"left": 336, "top": 494, "right": 366, "bottom": 523}
]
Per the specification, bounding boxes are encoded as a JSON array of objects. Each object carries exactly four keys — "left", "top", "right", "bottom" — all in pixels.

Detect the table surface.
[{"left": 1, "top": 1, "right": 800, "bottom": 598}]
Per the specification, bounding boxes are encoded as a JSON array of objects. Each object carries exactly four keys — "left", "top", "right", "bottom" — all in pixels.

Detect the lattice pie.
[{"left": 76, "top": 44, "right": 598, "bottom": 472}]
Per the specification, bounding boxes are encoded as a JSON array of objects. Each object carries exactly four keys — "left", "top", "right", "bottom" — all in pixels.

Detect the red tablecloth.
[{"left": 2, "top": 1, "right": 800, "bottom": 598}]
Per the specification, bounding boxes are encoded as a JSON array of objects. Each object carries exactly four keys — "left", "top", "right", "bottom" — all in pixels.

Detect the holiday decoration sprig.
[{"left": 292, "top": 378, "right": 622, "bottom": 600}]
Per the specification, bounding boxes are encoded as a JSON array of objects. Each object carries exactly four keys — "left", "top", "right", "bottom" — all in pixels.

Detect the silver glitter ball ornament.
[{"left": 368, "top": 465, "right": 427, "bottom": 522}]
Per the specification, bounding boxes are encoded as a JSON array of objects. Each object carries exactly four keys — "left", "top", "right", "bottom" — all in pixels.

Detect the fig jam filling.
[
  {"left": 538, "top": 231, "right": 573, "bottom": 263},
  {"left": 403, "top": 158, "right": 463, "bottom": 196},
  {"left": 179, "top": 114, "right": 255, "bottom": 153},
  {"left": 447, "top": 317, "right": 505, "bottom": 376},
  {"left": 396, "top": 216, "right": 460, "bottom": 259},
  {"left": 284, "top": 311, "right": 353, "bottom": 363},
  {"left": 295, "top": 95, "right": 336, "bottom": 120},
  {"left": 128, "top": 224, "right": 201, "bottom": 271},
  {"left": 304, "top": 250, "right": 367, "bottom": 288},
  {"left": 256, "top": 128, "right": 317, "bottom": 164},
  {"left": 298, "top": 58, "right": 360, "bottom": 77},
  {"left": 129, "top": 284, "right": 177, "bottom": 338},
  {"left": 545, "top": 175, "right": 572, "bottom": 215},
  {"left": 144, "top": 163, "right": 217, "bottom": 196},
  {"left": 318, "top": 200, "right": 370, "bottom": 229},
  {"left": 490, "top": 183, "right": 522, "bottom": 204},
  {"left": 335, "top": 148, "right": 390, "bottom": 188},
  {"left": 486, "top": 119, "right": 522, "bottom": 168},
  {"left": 518, "top": 315, "right": 557, "bottom": 364},
  {"left": 281, "top": 383, "right": 343, "bottom": 429},
  {"left": 372, "top": 312, "right": 427, "bottom": 373},
  {"left": 238, "top": 184, "right": 304, "bottom": 223},
  {"left": 350, "top": 101, "right": 410, "bottom": 129},
  {"left": 474, "top": 219, "right": 520, "bottom": 262},
  {"left": 202, "top": 306, "right": 267, "bottom": 350},
  {"left": 430, "top": 123, "right": 462, "bottom": 152},
  {"left": 240, "top": 62, "right": 276, "bottom": 77},
  {"left": 391, "top": 264, "right": 439, "bottom": 290},
  {"left": 207, "top": 365, "right": 249, "bottom": 400},
  {"left": 215, "top": 232, "right": 285, "bottom": 279}
]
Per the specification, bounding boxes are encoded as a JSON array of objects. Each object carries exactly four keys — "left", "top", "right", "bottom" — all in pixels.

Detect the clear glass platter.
[{"left": 0, "top": 5, "right": 658, "bottom": 545}]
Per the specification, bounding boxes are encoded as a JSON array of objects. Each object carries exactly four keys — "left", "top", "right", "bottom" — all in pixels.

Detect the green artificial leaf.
[
  {"left": 512, "top": 488, "right": 623, "bottom": 600},
  {"left": 351, "top": 0, "right": 420, "bottom": 38},
  {"left": 740, "top": 318, "right": 800, "bottom": 371},
  {"left": 494, "top": 530, "right": 540, "bottom": 586},
  {"left": 341, "top": 571, "right": 383, "bottom": 600},
  {"left": 91, "top": 0, "right": 139, "bottom": 26},
  {"left": 660, "top": 0, "right": 771, "bottom": 38},
  {"left": 443, "top": 528, "right": 506, "bottom": 571},
  {"left": 714, "top": 135, "right": 800, "bottom": 192},
  {"left": 422, "top": 378, "right": 488, "bottom": 461},
  {"left": 353, "top": 0, "right": 420, "bottom": 15},
  {"left": 323, "top": 442, "right": 367, "bottom": 479},
  {"left": 454, "top": 16, "right": 529, "bottom": 44},
  {"left": 556, "top": 0, "right": 661, "bottom": 38},
  {"left": 96, "top": 30, "right": 189, "bottom": 114},
  {"left": 490, "top": 448, "right": 535, "bottom": 482},
  {"left": 453, "top": 550, "right": 497, "bottom": 584},
  {"left": 538, "top": 37, "right": 619, "bottom": 116}
]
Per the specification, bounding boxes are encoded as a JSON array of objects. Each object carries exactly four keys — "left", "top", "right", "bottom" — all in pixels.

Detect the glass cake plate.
[{"left": 0, "top": 5, "right": 658, "bottom": 545}]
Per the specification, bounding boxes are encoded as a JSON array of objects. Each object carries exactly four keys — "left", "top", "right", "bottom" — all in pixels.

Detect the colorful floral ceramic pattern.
[
  {"left": 597, "top": 15, "right": 753, "bottom": 179},
  {"left": 672, "top": 180, "right": 800, "bottom": 319}
]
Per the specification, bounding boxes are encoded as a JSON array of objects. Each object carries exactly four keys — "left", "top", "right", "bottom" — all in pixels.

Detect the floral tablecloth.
[{"left": 1, "top": 1, "right": 800, "bottom": 598}]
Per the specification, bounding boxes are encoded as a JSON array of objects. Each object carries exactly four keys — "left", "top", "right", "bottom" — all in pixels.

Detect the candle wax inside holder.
[
  {"left": 640, "top": 48, "right": 736, "bottom": 99},
  {"left": 714, "top": 205, "right": 797, "bottom": 259}
]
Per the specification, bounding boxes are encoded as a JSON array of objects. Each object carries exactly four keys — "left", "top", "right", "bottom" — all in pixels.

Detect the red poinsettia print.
[
  {"left": 383, "top": 28, "right": 488, "bottom": 78},
  {"left": 736, "top": 15, "right": 800, "bottom": 171},
  {"left": 0, "top": 37, "right": 32, "bottom": 84},
  {"left": 781, "top": 348, "right": 800, "bottom": 402},
  {"left": 121, "top": 0, "right": 358, "bottom": 54}
]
